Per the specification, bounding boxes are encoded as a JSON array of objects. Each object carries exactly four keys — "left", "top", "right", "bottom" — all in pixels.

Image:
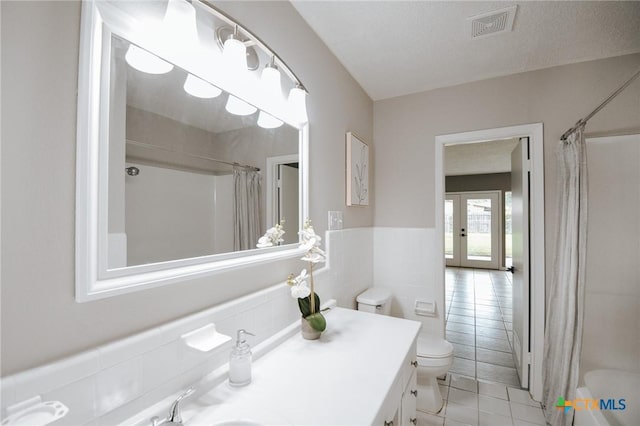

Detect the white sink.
[{"left": 211, "top": 420, "right": 262, "bottom": 426}]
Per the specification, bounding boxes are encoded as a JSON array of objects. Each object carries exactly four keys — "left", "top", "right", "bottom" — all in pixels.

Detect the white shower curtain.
[
  {"left": 542, "top": 124, "right": 588, "bottom": 426},
  {"left": 233, "top": 169, "right": 262, "bottom": 251}
]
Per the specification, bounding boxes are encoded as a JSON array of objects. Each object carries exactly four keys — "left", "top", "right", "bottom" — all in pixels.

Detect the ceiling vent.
[{"left": 468, "top": 5, "right": 517, "bottom": 39}]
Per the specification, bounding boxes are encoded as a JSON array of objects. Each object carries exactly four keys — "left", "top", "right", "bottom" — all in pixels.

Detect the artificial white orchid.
[
  {"left": 287, "top": 269, "right": 310, "bottom": 299},
  {"left": 285, "top": 219, "right": 327, "bottom": 334},
  {"left": 256, "top": 222, "right": 285, "bottom": 248},
  {"left": 301, "top": 247, "right": 326, "bottom": 263},
  {"left": 298, "top": 220, "right": 326, "bottom": 263}
]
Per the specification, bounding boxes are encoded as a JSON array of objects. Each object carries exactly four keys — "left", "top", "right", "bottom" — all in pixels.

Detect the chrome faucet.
[{"left": 151, "top": 387, "right": 195, "bottom": 426}]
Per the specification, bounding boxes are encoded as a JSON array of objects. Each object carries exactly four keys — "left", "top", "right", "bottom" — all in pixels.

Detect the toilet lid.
[
  {"left": 417, "top": 336, "right": 454, "bottom": 359},
  {"left": 356, "top": 287, "right": 392, "bottom": 305}
]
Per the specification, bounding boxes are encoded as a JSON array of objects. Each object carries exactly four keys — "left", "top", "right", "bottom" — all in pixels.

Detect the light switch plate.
[{"left": 328, "top": 211, "right": 343, "bottom": 230}]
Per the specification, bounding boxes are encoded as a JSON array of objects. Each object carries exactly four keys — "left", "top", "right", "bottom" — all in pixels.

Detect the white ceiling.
[
  {"left": 126, "top": 66, "right": 253, "bottom": 134},
  {"left": 291, "top": 1, "right": 640, "bottom": 100}
]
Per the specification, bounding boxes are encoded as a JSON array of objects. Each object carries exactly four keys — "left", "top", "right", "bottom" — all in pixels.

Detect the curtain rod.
[
  {"left": 561, "top": 66, "right": 640, "bottom": 141},
  {"left": 126, "top": 139, "right": 260, "bottom": 171}
]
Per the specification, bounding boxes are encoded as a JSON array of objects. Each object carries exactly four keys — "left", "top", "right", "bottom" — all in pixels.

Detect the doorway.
[
  {"left": 446, "top": 191, "right": 501, "bottom": 269},
  {"left": 435, "top": 123, "right": 545, "bottom": 401},
  {"left": 266, "top": 154, "right": 300, "bottom": 245}
]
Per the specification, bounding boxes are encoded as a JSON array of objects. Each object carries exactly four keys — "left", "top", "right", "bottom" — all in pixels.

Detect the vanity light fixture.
[
  {"left": 222, "top": 26, "right": 248, "bottom": 73},
  {"left": 184, "top": 73, "right": 222, "bottom": 99},
  {"left": 261, "top": 58, "right": 283, "bottom": 101},
  {"left": 125, "top": 45, "right": 174, "bottom": 74},
  {"left": 124, "top": 0, "right": 309, "bottom": 123},
  {"left": 226, "top": 95, "right": 257, "bottom": 116},
  {"left": 163, "top": 0, "right": 198, "bottom": 46},
  {"left": 257, "top": 58, "right": 284, "bottom": 128},
  {"left": 222, "top": 26, "right": 258, "bottom": 116},
  {"left": 288, "top": 84, "right": 309, "bottom": 125},
  {"left": 125, "top": 0, "right": 197, "bottom": 75},
  {"left": 212, "top": 14, "right": 309, "bottom": 125},
  {"left": 257, "top": 112, "right": 283, "bottom": 129}
]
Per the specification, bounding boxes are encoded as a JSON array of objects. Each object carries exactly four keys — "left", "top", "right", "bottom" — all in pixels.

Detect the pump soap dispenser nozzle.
[{"left": 229, "top": 329, "right": 255, "bottom": 387}]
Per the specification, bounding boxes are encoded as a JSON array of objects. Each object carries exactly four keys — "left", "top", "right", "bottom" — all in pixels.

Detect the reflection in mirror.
[
  {"left": 107, "top": 35, "right": 299, "bottom": 268},
  {"left": 76, "top": 0, "right": 309, "bottom": 301}
]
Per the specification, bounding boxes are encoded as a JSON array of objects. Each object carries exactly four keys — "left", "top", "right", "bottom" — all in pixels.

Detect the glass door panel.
[
  {"left": 465, "top": 197, "right": 492, "bottom": 261},
  {"left": 445, "top": 199, "right": 454, "bottom": 259},
  {"left": 505, "top": 191, "right": 512, "bottom": 268},
  {"left": 460, "top": 192, "right": 500, "bottom": 269},
  {"left": 445, "top": 194, "right": 460, "bottom": 266}
]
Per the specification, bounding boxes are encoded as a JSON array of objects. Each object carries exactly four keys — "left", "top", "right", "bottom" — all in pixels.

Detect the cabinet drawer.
[
  {"left": 401, "top": 339, "right": 418, "bottom": 391},
  {"left": 401, "top": 369, "right": 418, "bottom": 426}
]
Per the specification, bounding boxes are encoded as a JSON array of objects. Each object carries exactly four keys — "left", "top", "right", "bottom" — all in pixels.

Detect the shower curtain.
[
  {"left": 542, "top": 124, "right": 588, "bottom": 426},
  {"left": 233, "top": 169, "right": 262, "bottom": 251}
]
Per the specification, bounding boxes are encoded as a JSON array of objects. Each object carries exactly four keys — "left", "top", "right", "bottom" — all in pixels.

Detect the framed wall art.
[{"left": 346, "top": 132, "right": 369, "bottom": 206}]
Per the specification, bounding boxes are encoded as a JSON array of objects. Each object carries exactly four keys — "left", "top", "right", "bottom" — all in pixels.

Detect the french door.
[{"left": 445, "top": 191, "right": 501, "bottom": 269}]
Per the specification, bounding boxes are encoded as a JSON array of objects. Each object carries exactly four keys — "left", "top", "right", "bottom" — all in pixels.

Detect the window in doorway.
[
  {"left": 445, "top": 199, "right": 454, "bottom": 259},
  {"left": 505, "top": 191, "right": 512, "bottom": 267},
  {"left": 465, "top": 198, "right": 492, "bottom": 261}
]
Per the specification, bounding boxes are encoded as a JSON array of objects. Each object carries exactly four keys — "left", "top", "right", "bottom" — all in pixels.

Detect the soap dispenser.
[{"left": 229, "top": 329, "right": 255, "bottom": 387}]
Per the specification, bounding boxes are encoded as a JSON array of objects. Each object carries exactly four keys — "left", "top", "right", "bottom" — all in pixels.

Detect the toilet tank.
[{"left": 357, "top": 288, "right": 392, "bottom": 315}]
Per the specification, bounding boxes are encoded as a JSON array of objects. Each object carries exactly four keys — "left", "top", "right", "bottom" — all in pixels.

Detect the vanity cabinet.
[
  {"left": 380, "top": 340, "right": 419, "bottom": 426},
  {"left": 400, "top": 368, "right": 418, "bottom": 426},
  {"left": 127, "top": 308, "right": 422, "bottom": 426},
  {"left": 399, "top": 340, "right": 418, "bottom": 426}
]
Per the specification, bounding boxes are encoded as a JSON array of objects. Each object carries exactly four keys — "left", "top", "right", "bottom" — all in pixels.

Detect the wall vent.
[{"left": 468, "top": 5, "right": 517, "bottom": 39}]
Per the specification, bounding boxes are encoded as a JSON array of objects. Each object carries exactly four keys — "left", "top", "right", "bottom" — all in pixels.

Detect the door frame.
[
  {"left": 435, "top": 123, "right": 545, "bottom": 401},
  {"left": 266, "top": 154, "right": 299, "bottom": 230},
  {"left": 446, "top": 191, "right": 502, "bottom": 270}
]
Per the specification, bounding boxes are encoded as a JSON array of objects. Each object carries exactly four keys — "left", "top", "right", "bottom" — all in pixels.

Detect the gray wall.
[
  {"left": 445, "top": 173, "right": 511, "bottom": 193},
  {"left": 374, "top": 53, "right": 640, "bottom": 288},
  {"left": 0, "top": 1, "right": 373, "bottom": 375}
]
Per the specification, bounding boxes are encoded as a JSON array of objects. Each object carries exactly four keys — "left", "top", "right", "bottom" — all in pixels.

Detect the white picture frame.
[{"left": 346, "top": 132, "right": 369, "bottom": 206}]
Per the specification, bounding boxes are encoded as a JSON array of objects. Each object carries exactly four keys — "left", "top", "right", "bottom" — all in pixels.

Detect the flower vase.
[{"left": 301, "top": 317, "right": 322, "bottom": 340}]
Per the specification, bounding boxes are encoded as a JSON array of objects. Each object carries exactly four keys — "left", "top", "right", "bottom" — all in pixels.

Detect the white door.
[
  {"left": 278, "top": 163, "right": 299, "bottom": 245},
  {"left": 446, "top": 191, "right": 501, "bottom": 269},
  {"left": 511, "top": 137, "right": 530, "bottom": 389}
]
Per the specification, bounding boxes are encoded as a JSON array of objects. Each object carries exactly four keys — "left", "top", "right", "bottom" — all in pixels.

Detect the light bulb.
[
  {"left": 261, "top": 65, "right": 282, "bottom": 100},
  {"left": 184, "top": 74, "right": 222, "bottom": 99},
  {"left": 222, "top": 36, "right": 247, "bottom": 73},
  {"left": 257, "top": 111, "right": 283, "bottom": 129},
  {"left": 288, "top": 86, "right": 308, "bottom": 124},
  {"left": 163, "top": 0, "right": 198, "bottom": 46},
  {"left": 258, "top": 62, "right": 284, "bottom": 124},
  {"left": 226, "top": 95, "right": 257, "bottom": 116},
  {"left": 125, "top": 45, "right": 173, "bottom": 74}
]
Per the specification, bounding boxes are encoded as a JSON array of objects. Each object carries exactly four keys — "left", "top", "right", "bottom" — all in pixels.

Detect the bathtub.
[{"left": 574, "top": 369, "right": 640, "bottom": 425}]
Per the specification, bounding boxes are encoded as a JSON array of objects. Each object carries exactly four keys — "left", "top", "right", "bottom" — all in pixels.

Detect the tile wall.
[
  {"left": 373, "top": 227, "right": 444, "bottom": 336},
  {"left": 0, "top": 228, "right": 373, "bottom": 425},
  {"left": 581, "top": 135, "right": 640, "bottom": 378}
]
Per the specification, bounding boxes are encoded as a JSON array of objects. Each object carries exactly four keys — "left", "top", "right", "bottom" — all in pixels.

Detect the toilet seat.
[{"left": 417, "top": 335, "right": 454, "bottom": 359}]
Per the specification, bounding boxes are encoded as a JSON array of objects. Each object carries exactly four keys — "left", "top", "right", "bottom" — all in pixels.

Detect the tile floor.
[
  {"left": 417, "top": 374, "right": 547, "bottom": 426},
  {"left": 444, "top": 267, "right": 519, "bottom": 387},
  {"left": 416, "top": 267, "right": 547, "bottom": 425}
]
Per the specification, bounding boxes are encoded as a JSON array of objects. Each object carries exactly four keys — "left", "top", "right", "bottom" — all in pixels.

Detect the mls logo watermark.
[{"left": 556, "top": 396, "right": 626, "bottom": 413}]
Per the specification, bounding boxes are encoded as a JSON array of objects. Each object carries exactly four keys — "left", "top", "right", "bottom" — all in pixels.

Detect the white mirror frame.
[{"left": 75, "top": 1, "right": 309, "bottom": 302}]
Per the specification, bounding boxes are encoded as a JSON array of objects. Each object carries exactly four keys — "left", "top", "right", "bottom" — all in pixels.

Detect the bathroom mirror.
[{"left": 76, "top": 0, "right": 309, "bottom": 301}]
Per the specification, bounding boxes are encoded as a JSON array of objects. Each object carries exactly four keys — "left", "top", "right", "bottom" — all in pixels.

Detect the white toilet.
[{"left": 357, "top": 287, "right": 454, "bottom": 414}]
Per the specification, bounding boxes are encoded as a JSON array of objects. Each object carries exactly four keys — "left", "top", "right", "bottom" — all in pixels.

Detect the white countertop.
[{"left": 181, "top": 307, "right": 422, "bottom": 425}]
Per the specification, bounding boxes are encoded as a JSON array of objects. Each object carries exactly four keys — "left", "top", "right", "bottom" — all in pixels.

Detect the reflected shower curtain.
[
  {"left": 543, "top": 124, "right": 588, "bottom": 426},
  {"left": 233, "top": 169, "right": 262, "bottom": 251}
]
